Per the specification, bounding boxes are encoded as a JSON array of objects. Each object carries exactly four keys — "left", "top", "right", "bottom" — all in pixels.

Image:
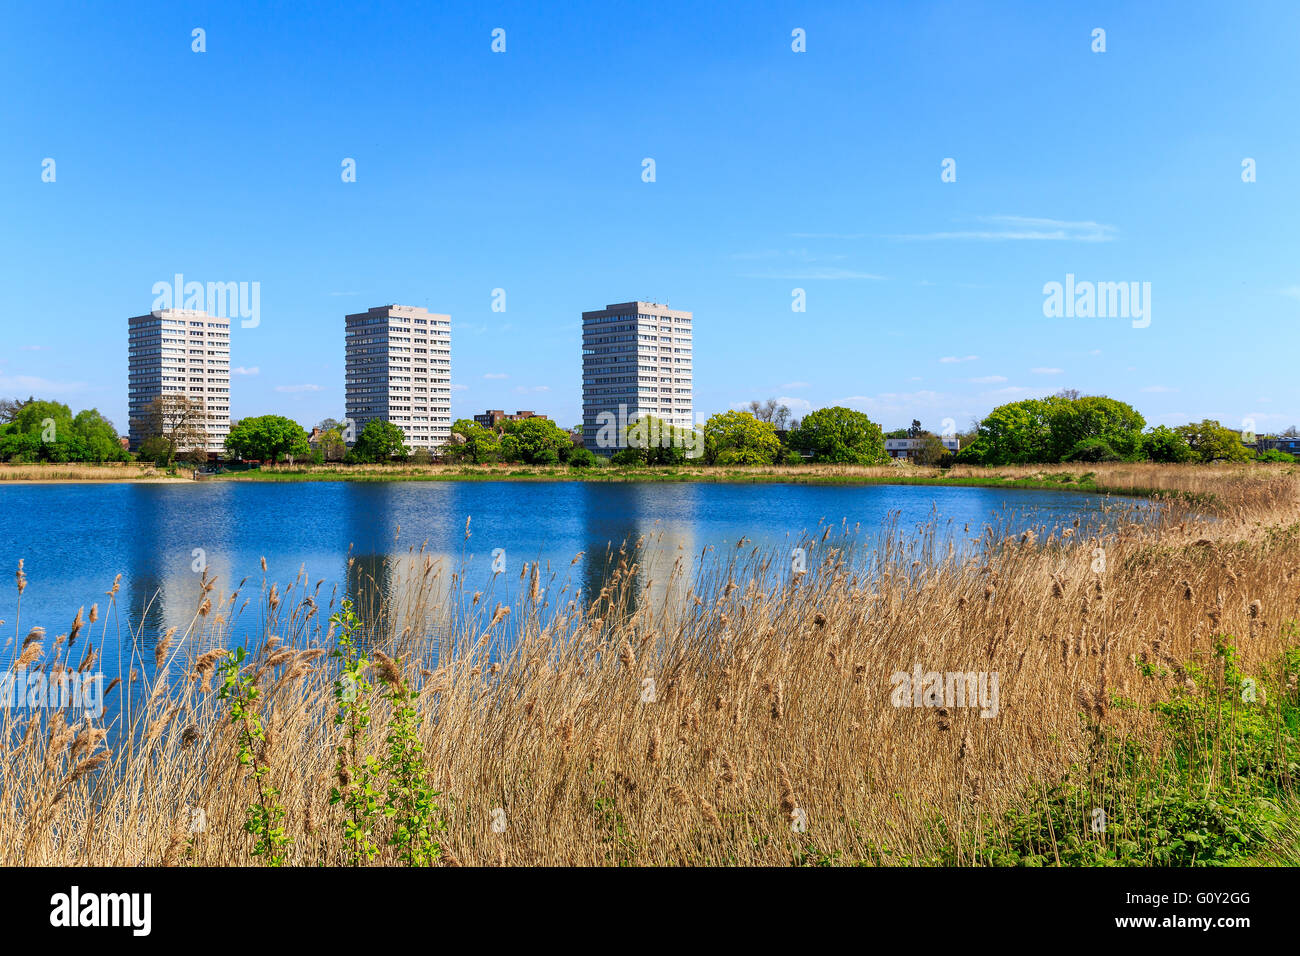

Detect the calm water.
[{"left": 1, "top": 480, "right": 1146, "bottom": 657}]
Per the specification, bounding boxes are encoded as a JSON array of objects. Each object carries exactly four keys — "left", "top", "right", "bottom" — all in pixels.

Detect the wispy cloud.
[
  {"left": 779, "top": 381, "right": 811, "bottom": 390},
  {"left": 894, "top": 215, "right": 1118, "bottom": 243},
  {"left": 787, "top": 232, "right": 867, "bottom": 240},
  {"left": 837, "top": 390, "right": 949, "bottom": 420},
  {"left": 1031, "top": 367, "right": 1064, "bottom": 374},
  {"left": 450, "top": 383, "right": 468, "bottom": 392},
  {"left": 984, "top": 386, "right": 1040, "bottom": 398},
  {"left": 967, "top": 375, "right": 1007, "bottom": 384},
  {"left": 940, "top": 355, "right": 979, "bottom": 364},
  {"left": 1282, "top": 286, "right": 1300, "bottom": 300},
  {"left": 274, "top": 384, "right": 323, "bottom": 393},
  {"left": 0, "top": 374, "right": 87, "bottom": 395},
  {"left": 483, "top": 372, "right": 509, "bottom": 380},
  {"left": 737, "top": 268, "right": 885, "bottom": 280},
  {"left": 514, "top": 385, "right": 550, "bottom": 394},
  {"left": 231, "top": 366, "right": 260, "bottom": 376}
]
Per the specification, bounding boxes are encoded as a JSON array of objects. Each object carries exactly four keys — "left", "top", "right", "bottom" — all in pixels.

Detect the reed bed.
[
  {"left": 0, "top": 462, "right": 174, "bottom": 482},
  {"left": 3, "top": 469, "right": 1299, "bottom": 866}
]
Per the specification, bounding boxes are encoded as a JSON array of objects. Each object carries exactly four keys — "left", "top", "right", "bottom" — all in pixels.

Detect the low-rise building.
[
  {"left": 473, "top": 409, "right": 546, "bottom": 430},
  {"left": 884, "top": 436, "right": 960, "bottom": 461}
]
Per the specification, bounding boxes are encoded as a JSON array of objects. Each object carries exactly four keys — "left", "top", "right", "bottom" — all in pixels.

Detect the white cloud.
[
  {"left": 779, "top": 381, "right": 811, "bottom": 390},
  {"left": 1281, "top": 286, "right": 1300, "bottom": 300},
  {"left": 836, "top": 390, "right": 949, "bottom": 420},
  {"left": 231, "top": 366, "right": 260, "bottom": 376},
  {"left": 514, "top": 385, "right": 550, "bottom": 394},
  {"left": 450, "top": 383, "right": 469, "bottom": 392},
  {"left": 787, "top": 232, "right": 867, "bottom": 239},
  {"left": 967, "top": 375, "right": 1007, "bottom": 384},
  {"left": 738, "top": 268, "right": 885, "bottom": 280},
  {"left": 940, "top": 355, "right": 979, "bottom": 364},
  {"left": 895, "top": 215, "right": 1117, "bottom": 243},
  {"left": 0, "top": 374, "right": 87, "bottom": 395},
  {"left": 274, "top": 384, "right": 323, "bottom": 393},
  {"left": 776, "top": 396, "right": 813, "bottom": 413},
  {"left": 483, "top": 372, "right": 509, "bottom": 379}
]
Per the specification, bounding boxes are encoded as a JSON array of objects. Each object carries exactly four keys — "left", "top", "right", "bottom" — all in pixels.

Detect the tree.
[
  {"left": 71, "top": 409, "right": 130, "bottom": 462},
  {"left": 747, "top": 399, "right": 793, "bottom": 431},
  {"left": 1046, "top": 396, "right": 1145, "bottom": 461},
  {"left": 225, "top": 415, "right": 312, "bottom": 463},
  {"left": 1174, "top": 420, "right": 1251, "bottom": 463},
  {"left": 445, "top": 419, "right": 502, "bottom": 464},
  {"left": 703, "top": 410, "right": 781, "bottom": 465},
  {"left": 913, "top": 432, "right": 950, "bottom": 466},
  {"left": 955, "top": 397, "right": 1063, "bottom": 465},
  {"left": 499, "top": 416, "right": 575, "bottom": 465},
  {"left": 132, "top": 395, "right": 208, "bottom": 466},
  {"left": 619, "top": 415, "right": 694, "bottom": 465},
  {"left": 348, "top": 419, "right": 407, "bottom": 463},
  {"left": 0, "top": 395, "right": 35, "bottom": 424},
  {"left": 907, "top": 419, "right": 923, "bottom": 439},
  {"left": 317, "top": 428, "right": 347, "bottom": 462},
  {"left": 1141, "top": 426, "right": 1195, "bottom": 463},
  {"left": 787, "top": 406, "right": 886, "bottom": 464}
]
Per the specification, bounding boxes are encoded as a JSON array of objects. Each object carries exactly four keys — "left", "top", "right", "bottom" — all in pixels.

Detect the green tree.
[
  {"left": 499, "top": 416, "right": 574, "bottom": 465},
  {"left": 787, "top": 406, "right": 886, "bottom": 464},
  {"left": 1141, "top": 425, "right": 1196, "bottom": 463},
  {"left": 445, "top": 419, "right": 502, "bottom": 464},
  {"left": 1174, "top": 420, "right": 1251, "bottom": 463},
  {"left": 225, "top": 415, "right": 312, "bottom": 463},
  {"left": 913, "top": 432, "right": 951, "bottom": 466},
  {"left": 703, "top": 410, "right": 781, "bottom": 465},
  {"left": 956, "top": 398, "right": 1062, "bottom": 465},
  {"left": 348, "top": 419, "right": 407, "bottom": 463},
  {"left": 1047, "top": 396, "right": 1145, "bottom": 461},
  {"left": 71, "top": 409, "right": 130, "bottom": 462},
  {"left": 620, "top": 415, "right": 694, "bottom": 465}
]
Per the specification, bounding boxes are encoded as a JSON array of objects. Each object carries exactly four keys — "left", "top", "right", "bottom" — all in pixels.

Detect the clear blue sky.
[{"left": 3, "top": 0, "right": 1298, "bottom": 435}]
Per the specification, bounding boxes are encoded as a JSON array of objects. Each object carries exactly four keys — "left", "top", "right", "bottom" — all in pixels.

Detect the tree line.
[{"left": 0, "top": 391, "right": 1282, "bottom": 468}]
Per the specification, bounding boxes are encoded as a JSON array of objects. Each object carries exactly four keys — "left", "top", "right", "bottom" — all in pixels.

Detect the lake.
[{"left": 1, "top": 479, "right": 1148, "bottom": 658}]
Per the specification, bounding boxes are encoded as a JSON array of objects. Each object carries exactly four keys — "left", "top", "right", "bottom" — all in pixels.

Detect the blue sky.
[{"left": 3, "top": 0, "right": 1298, "bottom": 436}]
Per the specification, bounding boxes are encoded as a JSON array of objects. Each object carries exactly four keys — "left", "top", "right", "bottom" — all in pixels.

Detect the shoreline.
[{"left": 0, "top": 464, "right": 1221, "bottom": 503}]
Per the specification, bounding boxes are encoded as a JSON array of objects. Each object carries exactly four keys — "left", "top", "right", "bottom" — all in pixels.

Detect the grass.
[
  {"left": 0, "top": 461, "right": 184, "bottom": 481},
  {"left": 2, "top": 465, "right": 1299, "bottom": 865}
]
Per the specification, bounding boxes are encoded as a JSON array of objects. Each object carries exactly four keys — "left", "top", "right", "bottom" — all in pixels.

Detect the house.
[
  {"left": 1253, "top": 436, "right": 1300, "bottom": 456},
  {"left": 884, "top": 436, "right": 960, "bottom": 461}
]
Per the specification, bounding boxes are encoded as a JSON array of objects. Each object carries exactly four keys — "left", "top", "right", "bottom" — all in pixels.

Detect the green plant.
[
  {"left": 329, "top": 600, "right": 381, "bottom": 864},
  {"left": 218, "top": 648, "right": 291, "bottom": 865},
  {"left": 373, "top": 651, "right": 445, "bottom": 866}
]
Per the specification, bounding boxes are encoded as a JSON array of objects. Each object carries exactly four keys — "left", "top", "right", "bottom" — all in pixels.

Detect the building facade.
[
  {"left": 344, "top": 305, "right": 451, "bottom": 450},
  {"left": 127, "top": 309, "right": 230, "bottom": 454},
  {"left": 473, "top": 409, "right": 546, "bottom": 430},
  {"left": 581, "top": 300, "right": 693, "bottom": 453},
  {"left": 884, "top": 436, "right": 961, "bottom": 460}
]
